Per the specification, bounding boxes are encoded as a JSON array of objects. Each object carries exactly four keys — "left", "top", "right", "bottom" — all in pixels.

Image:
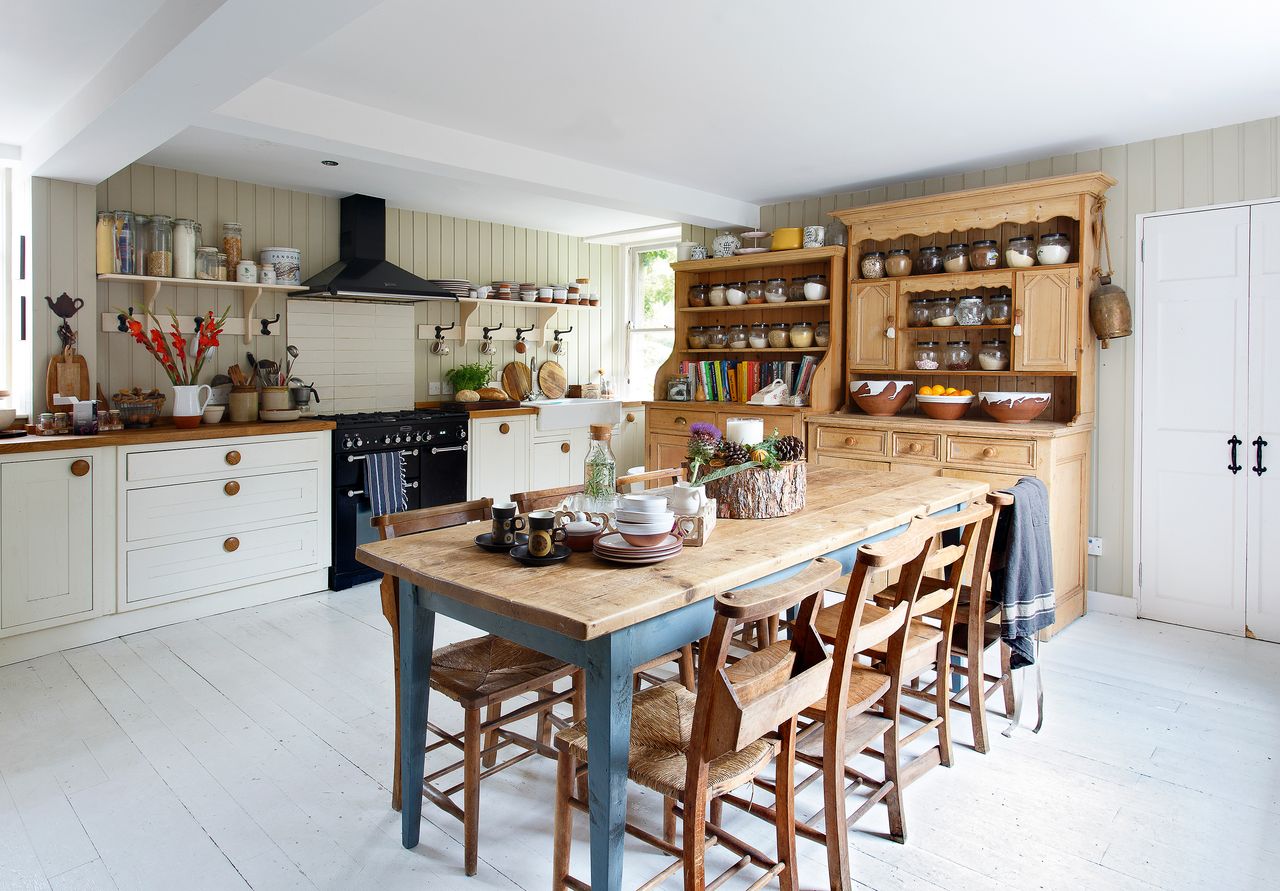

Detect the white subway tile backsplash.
[{"left": 287, "top": 299, "right": 414, "bottom": 411}]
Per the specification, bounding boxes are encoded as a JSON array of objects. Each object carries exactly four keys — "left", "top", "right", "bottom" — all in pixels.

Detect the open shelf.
[
  {"left": 671, "top": 245, "right": 843, "bottom": 273},
  {"left": 869, "top": 368, "right": 1075, "bottom": 377},
  {"left": 683, "top": 347, "right": 829, "bottom": 355},
  {"left": 900, "top": 324, "right": 1012, "bottom": 333},
  {"left": 97, "top": 273, "right": 306, "bottom": 343},
  {"left": 853, "top": 262, "right": 1076, "bottom": 289},
  {"left": 679, "top": 300, "right": 830, "bottom": 314}
]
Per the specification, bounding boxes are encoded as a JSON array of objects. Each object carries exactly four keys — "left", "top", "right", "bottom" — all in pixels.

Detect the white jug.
[
  {"left": 668, "top": 481, "right": 706, "bottom": 515},
  {"left": 172, "top": 384, "right": 213, "bottom": 429}
]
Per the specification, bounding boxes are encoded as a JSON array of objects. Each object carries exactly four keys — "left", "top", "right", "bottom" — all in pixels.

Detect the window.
[
  {"left": 0, "top": 167, "right": 10, "bottom": 403},
  {"left": 624, "top": 241, "right": 675, "bottom": 400}
]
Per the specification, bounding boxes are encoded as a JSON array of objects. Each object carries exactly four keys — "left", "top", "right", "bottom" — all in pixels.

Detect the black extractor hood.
[{"left": 295, "top": 194, "right": 457, "bottom": 302}]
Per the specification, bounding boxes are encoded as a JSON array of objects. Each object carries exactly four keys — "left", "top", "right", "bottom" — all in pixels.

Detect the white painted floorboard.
[{"left": 1, "top": 584, "right": 1277, "bottom": 890}]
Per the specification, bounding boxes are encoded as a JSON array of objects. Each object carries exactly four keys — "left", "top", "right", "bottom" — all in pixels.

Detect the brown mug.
[
  {"left": 491, "top": 502, "right": 527, "bottom": 546},
  {"left": 527, "top": 510, "right": 566, "bottom": 558}
]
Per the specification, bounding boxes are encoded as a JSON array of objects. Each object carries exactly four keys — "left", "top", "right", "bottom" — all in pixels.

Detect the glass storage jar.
[
  {"left": 885, "top": 248, "right": 913, "bottom": 277},
  {"left": 708, "top": 283, "right": 727, "bottom": 306},
  {"left": 748, "top": 323, "right": 769, "bottom": 348},
  {"left": 727, "top": 325, "right": 750, "bottom": 349},
  {"left": 145, "top": 214, "right": 173, "bottom": 277},
  {"left": 930, "top": 296, "right": 957, "bottom": 326},
  {"left": 726, "top": 282, "right": 747, "bottom": 306},
  {"left": 956, "top": 295, "right": 986, "bottom": 326},
  {"left": 215, "top": 251, "right": 229, "bottom": 281},
  {"left": 687, "top": 326, "right": 708, "bottom": 349},
  {"left": 815, "top": 321, "right": 830, "bottom": 347},
  {"left": 1036, "top": 232, "right": 1071, "bottom": 265},
  {"left": 946, "top": 340, "right": 972, "bottom": 370},
  {"left": 986, "top": 293, "right": 1012, "bottom": 324},
  {"left": 96, "top": 211, "right": 115, "bottom": 274},
  {"left": 789, "top": 276, "right": 807, "bottom": 302},
  {"left": 942, "top": 243, "right": 969, "bottom": 273},
  {"left": 195, "top": 246, "right": 219, "bottom": 280},
  {"left": 705, "top": 325, "right": 727, "bottom": 348},
  {"left": 173, "top": 218, "right": 197, "bottom": 278},
  {"left": 914, "top": 341, "right": 941, "bottom": 371},
  {"left": 1006, "top": 235, "right": 1036, "bottom": 267},
  {"left": 969, "top": 239, "right": 1000, "bottom": 269},
  {"left": 764, "top": 278, "right": 788, "bottom": 304},
  {"left": 222, "top": 222, "right": 243, "bottom": 269},
  {"left": 804, "top": 273, "right": 828, "bottom": 300},
  {"left": 134, "top": 214, "right": 150, "bottom": 273},
  {"left": 788, "top": 321, "right": 814, "bottom": 348},
  {"left": 859, "top": 251, "right": 886, "bottom": 279},
  {"left": 915, "top": 245, "right": 943, "bottom": 275},
  {"left": 688, "top": 283, "right": 708, "bottom": 307},
  {"left": 745, "top": 280, "right": 766, "bottom": 304},
  {"left": 908, "top": 298, "right": 931, "bottom": 327},
  {"left": 978, "top": 338, "right": 1009, "bottom": 371},
  {"left": 767, "top": 323, "right": 790, "bottom": 347},
  {"left": 193, "top": 221, "right": 203, "bottom": 247}
]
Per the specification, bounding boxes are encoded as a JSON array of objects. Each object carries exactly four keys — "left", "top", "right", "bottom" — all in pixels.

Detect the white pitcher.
[
  {"left": 172, "top": 384, "right": 212, "bottom": 429},
  {"left": 668, "top": 481, "right": 706, "bottom": 515}
]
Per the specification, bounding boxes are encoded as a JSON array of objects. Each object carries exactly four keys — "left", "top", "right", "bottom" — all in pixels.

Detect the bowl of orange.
[{"left": 915, "top": 385, "right": 975, "bottom": 420}]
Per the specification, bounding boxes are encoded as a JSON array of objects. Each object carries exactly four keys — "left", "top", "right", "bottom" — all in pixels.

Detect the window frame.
[{"left": 623, "top": 237, "right": 677, "bottom": 401}]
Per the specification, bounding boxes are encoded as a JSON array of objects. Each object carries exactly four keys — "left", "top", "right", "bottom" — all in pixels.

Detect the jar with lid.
[
  {"left": 788, "top": 321, "right": 814, "bottom": 348},
  {"left": 860, "top": 251, "right": 886, "bottom": 279},
  {"left": 767, "top": 322, "right": 790, "bottom": 347},
  {"left": 113, "top": 211, "right": 136, "bottom": 274},
  {"left": 173, "top": 218, "right": 197, "bottom": 278},
  {"left": 1006, "top": 235, "right": 1035, "bottom": 267},
  {"left": 929, "top": 296, "right": 957, "bottom": 326},
  {"left": 815, "top": 321, "right": 830, "bottom": 347},
  {"left": 215, "top": 251, "right": 229, "bottom": 281},
  {"left": 53, "top": 412, "right": 70, "bottom": 435},
  {"left": 969, "top": 240, "right": 1000, "bottom": 270},
  {"left": 145, "top": 215, "right": 174, "bottom": 277},
  {"left": 885, "top": 248, "right": 913, "bottom": 277},
  {"left": 804, "top": 273, "right": 828, "bottom": 301},
  {"left": 193, "top": 221, "right": 203, "bottom": 248},
  {"left": 222, "top": 222, "right": 243, "bottom": 269},
  {"left": 978, "top": 338, "right": 1009, "bottom": 371},
  {"left": 727, "top": 325, "right": 750, "bottom": 349},
  {"left": 687, "top": 326, "right": 708, "bottom": 349},
  {"left": 688, "top": 283, "right": 709, "bottom": 307},
  {"left": 748, "top": 323, "right": 769, "bottom": 348},
  {"left": 789, "top": 276, "right": 807, "bottom": 302},
  {"left": 724, "top": 281, "right": 746, "bottom": 306},
  {"left": 908, "top": 298, "right": 931, "bottom": 327},
  {"left": 945, "top": 340, "right": 972, "bottom": 370},
  {"left": 914, "top": 341, "right": 941, "bottom": 371},
  {"left": 96, "top": 211, "right": 115, "bottom": 274},
  {"left": 942, "top": 243, "right": 969, "bottom": 273},
  {"left": 986, "top": 293, "right": 1012, "bottom": 324},
  {"left": 764, "top": 278, "right": 788, "bottom": 303},
  {"left": 708, "top": 283, "right": 727, "bottom": 306},
  {"left": 1036, "top": 232, "right": 1071, "bottom": 265},
  {"left": 745, "top": 280, "right": 766, "bottom": 304},
  {"left": 134, "top": 214, "right": 151, "bottom": 273},
  {"left": 705, "top": 325, "right": 727, "bottom": 348},
  {"left": 583, "top": 424, "right": 617, "bottom": 514},
  {"left": 915, "top": 245, "right": 943, "bottom": 275},
  {"left": 195, "top": 247, "right": 219, "bottom": 280},
  {"left": 956, "top": 295, "right": 985, "bottom": 326},
  {"left": 37, "top": 412, "right": 55, "bottom": 435}
]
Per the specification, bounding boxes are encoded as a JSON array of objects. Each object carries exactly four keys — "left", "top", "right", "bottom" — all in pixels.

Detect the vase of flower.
[
  {"left": 119, "top": 307, "right": 229, "bottom": 429},
  {"left": 172, "top": 384, "right": 213, "bottom": 429}
]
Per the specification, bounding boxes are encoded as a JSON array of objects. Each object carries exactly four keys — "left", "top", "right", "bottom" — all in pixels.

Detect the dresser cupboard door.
[
  {"left": 848, "top": 282, "right": 897, "bottom": 370},
  {"left": 647, "top": 433, "right": 690, "bottom": 475},
  {"left": 0, "top": 456, "right": 94, "bottom": 628},
  {"left": 1014, "top": 270, "right": 1077, "bottom": 371}
]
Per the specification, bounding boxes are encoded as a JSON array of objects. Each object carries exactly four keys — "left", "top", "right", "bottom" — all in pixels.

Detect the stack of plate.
[
  {"left": 593, "top": 532, "right": 683, "bottom": 566},
  {"left": 427, "top": 279, "right": 472, "bottom": 298}
]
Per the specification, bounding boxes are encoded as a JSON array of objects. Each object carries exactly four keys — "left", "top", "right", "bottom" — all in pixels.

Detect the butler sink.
[{"left": 521, "top": 398, "right": 622, "bottom": 432}]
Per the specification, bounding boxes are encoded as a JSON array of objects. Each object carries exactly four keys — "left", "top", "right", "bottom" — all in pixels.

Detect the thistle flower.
[{"left": 689, "top": 421, "right": 721, "bottom": 443}]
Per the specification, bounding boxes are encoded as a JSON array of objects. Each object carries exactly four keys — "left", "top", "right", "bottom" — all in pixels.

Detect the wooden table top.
[{"left": 356, "top": 468, "right": 987, "bottom": 641}]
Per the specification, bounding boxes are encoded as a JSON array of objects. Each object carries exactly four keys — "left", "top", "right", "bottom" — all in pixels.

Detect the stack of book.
[{"left": 678, "top": 357, "right": 818, "bottom": 404}]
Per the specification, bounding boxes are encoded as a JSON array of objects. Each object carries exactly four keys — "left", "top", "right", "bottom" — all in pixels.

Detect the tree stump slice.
[{"left": 702, "top": 462, "right": 806, "bottom": 519}]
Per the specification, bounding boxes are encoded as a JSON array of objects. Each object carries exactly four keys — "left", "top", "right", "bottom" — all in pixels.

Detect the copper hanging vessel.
[{"left": 1089, "top": 199, "right": 1132, "bottom": 349}]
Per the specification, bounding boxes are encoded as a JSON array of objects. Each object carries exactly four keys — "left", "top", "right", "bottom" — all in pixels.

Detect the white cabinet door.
[
  {"left": 469, "top": 416, "right": 530, "bottom": 502},
  {"left": 530, "top": 436, "right": 576, "bottom": 491},
  {"left": 1247, "top": 202, "right": 1280, "bottom": 643},
  {"left": 0, "top": 455, "right": 95, "bottom": 629},
  {"left": 1139, "top": 207, "right": 1251, "bottom": 634},
  {"left": 614, "top": 407, "right": 646, "bottom": 473}
]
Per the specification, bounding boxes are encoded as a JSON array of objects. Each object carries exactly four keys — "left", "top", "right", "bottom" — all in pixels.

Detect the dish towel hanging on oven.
[{"left": 365, "top": 449, "right": 408, "bottom": 518}]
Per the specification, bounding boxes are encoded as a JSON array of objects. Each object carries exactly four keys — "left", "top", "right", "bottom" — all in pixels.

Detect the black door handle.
[
  {"left": 1253, "top": 437, "right": 1268, "bottom": 476},
  {"left": 1228, "top": 435, "right": 1242, "bottom": 474}
]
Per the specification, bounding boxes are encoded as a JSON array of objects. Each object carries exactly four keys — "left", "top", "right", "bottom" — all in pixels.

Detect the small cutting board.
[
  {"left": 538, "top": 360, "right": 567, "bottom": 399},
  {"left": 46, "top": 348, "right": 90, "bottom": 412},
  {"left": 501, "top": 361, "right": 532, "bottom": 400}
]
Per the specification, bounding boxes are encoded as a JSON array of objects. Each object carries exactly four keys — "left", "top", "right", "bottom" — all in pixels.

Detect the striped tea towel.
[{"left": 365, "top": 450, "right": 407, "bottom": 518}]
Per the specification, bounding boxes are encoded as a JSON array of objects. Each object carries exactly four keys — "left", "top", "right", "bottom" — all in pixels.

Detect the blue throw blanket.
[
  {"left": 365, "top": 450, "right": 407, "bottom": 518},
  {"left": 990, "top": 477, "right": 1055, "bottom": 669}
]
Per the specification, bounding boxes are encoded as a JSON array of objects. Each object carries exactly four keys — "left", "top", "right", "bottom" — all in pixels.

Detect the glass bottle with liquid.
[{"left": 583, "top": 424, "right": 617, "bottom": 513}]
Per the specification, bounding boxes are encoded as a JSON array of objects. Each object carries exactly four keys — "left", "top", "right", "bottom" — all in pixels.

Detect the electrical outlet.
[
  {"left": 427, "top": 381, "right": 442, "bottom": 396},
  {"left": 1087, "top": 536, "right": 1103, "bottom": 557}
]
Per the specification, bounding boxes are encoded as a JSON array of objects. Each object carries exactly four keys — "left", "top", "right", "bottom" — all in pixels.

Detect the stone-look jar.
[
  {"left": 969, "top": 240, "right": 1000, "bottom": 269},
  {"left": 915, "top": 245, "right": 943, "bottom": 275},
  {"left": 228, "top": 387, "right": 258, "bottom": 423},
  {"left": 748, "top": 323, "right": 769, "bottom": 348},
  {"left": 764, "top": 278, "right": 788, "bottom": 304},
  {"left": 859, "top": 250, "right": 886, "bottom": 279},
  {"left": 767, "top": 323, "right": 790, "bottom": 348},
  {"left": 1036, "top": 232, "right": 1072, "bottom": 265},
  {"left": 260, "top": 387, "right": 291, "bottom": 411},
  {"left": 978, "top": 338, "right": 1010, "bottom": 371},
  {"left": 942, "top": 243, "right": 969, "bottom": 273},
  {"left": 688, "top": 283, "right": 709, "bottom": 307},
  {"left": 1006, "top": 236, "right": 1036, "bottom": 267},
  {"left": 236, "top": 259, "right": 258, "bottom": 284},
  {"left": 914, "top": 341, "right": 941, "bottom": 371},
  {"left": 788, "top": 321, "right": 814, "bottom": 348},
  {"left": 885, "top": 248, "right": 913, "bottom": 277},
  {"left": 908, "top": 297, "right": 931, "bottom": 327}
]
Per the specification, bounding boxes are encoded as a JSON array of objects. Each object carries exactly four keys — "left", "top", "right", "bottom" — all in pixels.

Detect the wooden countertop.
[
  {"left": 805, "top": 411, "right": 1089, "bottom": 439},
  {"left": 357, "top": 467, "right": 986, "bottom": 640},
  {"left": 644, "top": 400, "right": 805, "bottom": 413},
  {"left": 465, "top": 407, "right": 540, "bottom": 418},
  {"left": 0, "top": 419, "right": 335, "bottom": 455}
]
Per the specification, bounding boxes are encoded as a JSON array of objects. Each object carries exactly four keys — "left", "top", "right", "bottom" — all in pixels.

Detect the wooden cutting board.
[
  {"left": 501, "top": 362, "right": 532, "bottom": 400},
  {"left": 538, "top": 360, "right": 567, "bottom": 399},
  {"left": 46, "top": 348, "right": 90, "bottom": 412}
]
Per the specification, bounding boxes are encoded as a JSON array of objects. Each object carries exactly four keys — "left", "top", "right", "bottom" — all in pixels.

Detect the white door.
[
  {"left": 468, "top": 416, "right": 529, "bottom": 502},
  {"left": 1247, "top": 202, "right": 1280, "bottom": 642},
  {"left": 1139, "top": 207, "right": 1251, "bottom": 634}
]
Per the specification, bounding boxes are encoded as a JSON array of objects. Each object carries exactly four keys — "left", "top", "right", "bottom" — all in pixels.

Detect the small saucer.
[
  {"left": 475, "top": 531, "right": 528, "bottom": 552},
  {"left": 510, "top": 543, "right": 571, "bottom": 566}
]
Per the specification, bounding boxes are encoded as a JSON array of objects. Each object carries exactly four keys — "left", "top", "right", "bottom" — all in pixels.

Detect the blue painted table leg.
[
  {"left": 399, "top": 582, "right": 435, "bottom": 849},
  {"left": 584, "top": 631, "right": 633, "bottom": 891}
]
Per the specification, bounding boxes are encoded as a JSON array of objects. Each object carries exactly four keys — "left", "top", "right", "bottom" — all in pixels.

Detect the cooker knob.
[
  {"left": 383, "top": 434, "right": 393, "bottom": 445},
  {"left": 354, "top": 435, "right": 363, "bottom": 448},
  {"left": 394, "top": 434, "right": 403, "bottom": 444},
  {"left": 459, "top": 428, "right": 467, "bottom": 440},
  {"left": 342, "top": 437, "right": 352, "bottom": 449}
]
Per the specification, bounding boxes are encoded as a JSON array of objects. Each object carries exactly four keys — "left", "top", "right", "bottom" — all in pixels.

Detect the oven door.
[
  {"left": 331, "top": 451, "right": 422, "bottom": 589},
  {"left": 420, "top": 442, "right": 468, "bottom": 506}
]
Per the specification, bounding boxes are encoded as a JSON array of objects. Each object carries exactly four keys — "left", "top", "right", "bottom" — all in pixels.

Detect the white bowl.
[
  {"left": 202, "top": 404, "right": 226, "bottom": 424},
  {"left": 619, "top": 494, "right": 668, "bottom": 513},
  {"left": 914, "top": 393, "right": 975, "bottom": 404},
  {"left": 803, "top": 281, "right": 828, "bottom": 301},
  {"left": 615, "top": 519, "right": 675, "bottom": 536},
  {"left": 615, "top": 509, "right": 674, "bottom": 525}
]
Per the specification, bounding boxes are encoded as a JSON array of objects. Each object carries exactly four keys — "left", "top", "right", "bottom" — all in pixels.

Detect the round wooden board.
[
  {"left": 501, "top": 362, "right": 532, "bottom": 400},
  {"left": 538, "top": 360, "right": 567, "bottom": 399}
]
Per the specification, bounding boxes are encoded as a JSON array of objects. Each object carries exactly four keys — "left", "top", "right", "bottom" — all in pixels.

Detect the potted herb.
[{"left": 444, "top": 361, "right": 495, "bottom": 395}]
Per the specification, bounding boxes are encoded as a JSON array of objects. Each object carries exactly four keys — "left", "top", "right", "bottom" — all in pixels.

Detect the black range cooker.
[{"left": 318, "top": 409, "right": 469, "bottom": 589}]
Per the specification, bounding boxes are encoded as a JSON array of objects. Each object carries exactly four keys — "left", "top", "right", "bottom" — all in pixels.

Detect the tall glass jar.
[
  {"left": 945, "top": 340, "right": 972, "bottom": 370},
  {"left": 96, "top": 212, "right": 115, "bottom": 274},
  {"left": 222, "top": 222, "right": 243, "bottom": 270},
  {"left": 193, "top": 221, "right": 203, "bottom": 248},
  {"left": 215, "top": 251, "right": 229, "bottom": 281},
  {"left": 764, "top": 278, "right": 788, "bottom": 304},
  {"left": 145, "top": 214, "right": 173, "bottom": 277},
  {"left": 915, "top": 245, "right": 943, "bottom": 275},
  {"left": 195, "top": 247, "right": 219, "bottom": 280},
  {"left": 114, "top": 211, "right": 137, "bottom": 274},
  {"left": 942, "top": 243, "right": 969, "bottom": 273},
  {"left": 583, "top": 424, "right": 617, "bottom": 513},
  {"left": 173, "top": 218, "right": 197, "bottom": 279}
]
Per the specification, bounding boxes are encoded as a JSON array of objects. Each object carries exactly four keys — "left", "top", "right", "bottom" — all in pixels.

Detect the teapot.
[{"left": 46, "top": 293, "right": 84, "bottom": 319}]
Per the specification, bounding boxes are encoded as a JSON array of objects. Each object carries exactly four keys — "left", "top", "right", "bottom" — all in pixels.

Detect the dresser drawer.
[
  {"left": 648, "top": 408, "right": 717, "bottom": 434},
  {"left": 892, "top": 432, "right": 941, "bottom": 461},
  {"left": 124, "top": 520, "right": 319, "bottom": 606},
  {"left": 814, "top": 426, "right": 888, "bottom": 457},
  {"left": 126, "top": 469, "right": 318, "bottom": 542},
  {"left": 946, "top": 435, "right": 1035, "bottom": 470},
  {"left": 126, "top": 436, "right": 320, "bottom": 482}
]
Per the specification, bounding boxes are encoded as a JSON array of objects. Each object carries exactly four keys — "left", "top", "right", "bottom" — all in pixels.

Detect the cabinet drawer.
[
  {"left": 892, "top": 432, "right": 941, "bottom": 461},
  {"left": 814, "top": 426, "right": 888, "bottom": 457},
  {"left": 126, "top": 470, "right": 318, "bottom": 542},
  {"left": 127, "top": 436, "right": 320, "bottom": 482},
  {"left": 648, "top": 408, "right": 716, "bottom": 434},
  {"left": 814, "top": 453, "right": 889, "bottom": 472},
  {"left": 125, "top": 520, "right": 319, "bottom": 606},
  {"left": 946, "top": 435, "right": 1035, "bottom": 470}
]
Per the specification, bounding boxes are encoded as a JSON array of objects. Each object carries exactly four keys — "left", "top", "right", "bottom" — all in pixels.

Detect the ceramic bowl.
[
  {"left": 915, "top": 393, "right": 975, "bottom": 421},
  {"left": 202, "top": 404, "right": 226, "bottom": 424},
  {"left": 564, "top": 520, "right": 603, "bottom": 552},
  {"left": 850, "top": 380, "right": 914, "bottom": 417},
  {"left": 979, "top": 391, "right": 1051, "bottom": 424},
  {"left": 771, "top": 227, "right": 802, "bottom": 250},
  {"left": 615, "top": 509, "right": 674, "bottom": 525},
  {"left": 803, "top": 281, "right": 828, "bottom": 301},
  {"left": 619, "top": 493, "right": 668, "bottom": 514},
  {"left": 0, "top": 408, "right": 16, "bottom": 430},
  {"left": 615, "top": 521, "right": 676, "bottom": 547}
]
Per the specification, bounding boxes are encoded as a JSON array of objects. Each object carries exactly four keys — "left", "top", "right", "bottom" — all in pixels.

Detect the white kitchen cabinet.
[
  {"left": 469, "top": 415, "right": 531, "bottom": 501},
  {"left": 529, "top": 429, "right": 587, "bottom": 491},
  {"left": 614, "top": 406, "right": 646, "bottom": 473}
]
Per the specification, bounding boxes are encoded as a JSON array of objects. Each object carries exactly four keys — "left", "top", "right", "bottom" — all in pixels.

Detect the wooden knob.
[
  {"left": 225, "top": 450, "right": 241, "bottom": 465},
  {"left": 560, "top": 442, "right": 570, "bottom": 453},
  {"left": 499, "top": 423, "right": 510, "bottom": 434},
  {"left": 908, "top": 442, "right": 921, "bottom": 453},
  {"left": 70, "top": 459, "right": 90, "bottom": 477},
  {"left": 982, "top": 447, "right": 997, "bottom": 458},
  {"left": 223, "top": 537, "right": 240, "bottom": 553},
  {"left": 675, "top": 416, "right": 688, "bottom": 426},
  {"left": 844, "top": 437, "right": 857, "bottom": 446},
  {"left": 224, "top": 480, "right": 240, "bottom": 496},
  {"left": 625, "top": 412, "right": 636, "bottom": 423}
]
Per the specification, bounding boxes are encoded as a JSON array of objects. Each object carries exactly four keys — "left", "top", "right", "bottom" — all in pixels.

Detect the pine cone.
[
  {"left": 717, "top": 440, "right": 751, "bottom": 466},
  {"left": 775, "top": 435, "right": 805, "bottom": 462}
]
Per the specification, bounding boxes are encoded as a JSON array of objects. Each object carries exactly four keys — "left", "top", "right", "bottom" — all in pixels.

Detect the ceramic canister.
[{"left": 236, "top": 259, "right": 258, "bottom": 283}]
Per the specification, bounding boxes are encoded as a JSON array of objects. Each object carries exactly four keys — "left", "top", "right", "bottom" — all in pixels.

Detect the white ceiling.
[{"left": 10, "top": 0, "right": 1280, "bottom": 234}]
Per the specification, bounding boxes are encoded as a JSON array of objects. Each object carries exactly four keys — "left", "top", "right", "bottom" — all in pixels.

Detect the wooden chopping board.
[
  {"left": 46, "top": 348, "right": 90, "bottom": 412},
  {"left": 501, "top": 361, "right": 532, "bottom": 400},
  {"left": 538, "top": 360, "right": 567, "bottom": 399}
]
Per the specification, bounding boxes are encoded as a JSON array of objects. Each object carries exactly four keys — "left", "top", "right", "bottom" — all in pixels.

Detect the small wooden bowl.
[
  {"left": 850, "top": 380, "right": 914, "bottom": 417},
  {"left": 916, "top": 394, "right": 974, "bottom": 421},
  {"left": 979, "top": 391, "right": 1051, "bottom": 424}
]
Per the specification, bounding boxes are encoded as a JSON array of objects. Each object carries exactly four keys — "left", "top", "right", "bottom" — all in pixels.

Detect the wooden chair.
[
  {"left": 551, "top": 558, "right": 842, "bottom": 890},
  {"left": 616, "top": 465, "right": 686, "bottom": 491},
  {"left": 375, "top": 498, "right": 582, "bottom": 876}
]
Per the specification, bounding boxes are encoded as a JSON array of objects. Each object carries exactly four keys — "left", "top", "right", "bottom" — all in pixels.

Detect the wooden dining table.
[{"left": 356, "top": 467, "right": 987, "bottom": 890}]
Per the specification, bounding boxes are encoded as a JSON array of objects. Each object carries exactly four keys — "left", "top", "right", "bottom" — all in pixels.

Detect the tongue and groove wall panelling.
[{"left": 756, "top": 113, "right": 1280, "bottom": 601}]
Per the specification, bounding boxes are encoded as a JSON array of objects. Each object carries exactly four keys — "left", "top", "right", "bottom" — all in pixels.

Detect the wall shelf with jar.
[{"left": 95, "top": 274, "right": 305, "bottom": 343}]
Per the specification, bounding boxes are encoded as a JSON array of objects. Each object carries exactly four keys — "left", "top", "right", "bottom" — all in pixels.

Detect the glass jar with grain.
[
  {"left": 942, "top": 243, "right": 969, "bottom": 273},
  {"left": 789, "top": 276, "right": 807, "bottom": 302},
  {"left": 788, "top": 321, "right": 814, "bottom": 348},
  {"left": 767, "top": 323, "right": 790, "bottom": 347},
  {"left": 96, "top": 211, "right": 115, "bottom": 274},
  {"left": 908, "top": 298, "right": 931, "bottom": 327},
  {"left": 746, "top": 280, "right": 766, "bottom": 304},
  {"left": 705, "top": 325, "right": 727, "bottom": 348},
  {"left": 815, "top": 321, "right": 830, "bottom": 347},
  {"left": 196, "top": 246, "right": 219, "bottom": 280},
  {"left": 914, "top": 341, "right": 941, "bottom": 371},
  {"left": 978, "top": 338, "right": 1009, "bottom": 371},
  {"left": 929, "top": 296, "right": 957, "bottom": 326},
  {"left": 945, "top": 340, "right": 972, "bottom": 370},
  {"left": 687, "top": 326, "right": 708, "bottom": 349},
  {"left": 222, "top": 222, "right": 243, "bottom": 270},
  {"left": 969, "top": 240, "right": 1000, "bottom": 270},
  {"left": 708, "top": 283, "right": 727, "bottom": 306},
  {"left": 215, "top": 251, "right": 229, "bottom": 281},
  {"left": 986, "top": 293, "right": 1012, "bottom": 324},
  {"left": 1005, "top": 236, "right": 1035, "bottom": 267},
  {"left": 885, "top": 248, "right": 913, "bottom": 277},
  {"left": 859, "top": 251, "right": 886, "bottom": 279},
  {"left": 688, "top": 283, "right": 708, "bottom": 307},
  {"left": 145, "top": 215, "right": 173, "bottom": 277},
  {"left": 915, "top": 245, "right": 943, "bottom": 275}
]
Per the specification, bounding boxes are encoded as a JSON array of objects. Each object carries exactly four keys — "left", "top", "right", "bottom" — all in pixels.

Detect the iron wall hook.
[
  {"left": 515, "top": 325, "right": 534, "bottom": 342},
  {"left": 553, "top": 326, "right": 573, "bottom": 341},
  {"left": 434, "top": 322, "right": 456, "bottom": 339},
  {"left": 482, "top": 323, "right": 503, "bottom": 340},
  {"left": 260, "top": 313, "right": 281, "bottom": 336},
  {"left": 115, "top": 307, "right": 135, "bottom": 333}
]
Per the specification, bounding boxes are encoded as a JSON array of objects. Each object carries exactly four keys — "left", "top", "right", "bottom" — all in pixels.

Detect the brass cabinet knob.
[
  {"left": 625, "top": 412, "right": 636, "bottom": 423},
  {"left": 675, "top": 416, "right": 688, "bottom": 426},
  {"left": 223, "top": 537, "right": 240, "bottom": 553},
  {"left": 225, "top": 450, "right": 241, "bottom": 465},
  {"left": 982, "top": 447, "right": 997, "bottom": 458},
  {"left": 70, "top": 459, "right": 90, "bottom": 477},
  {"left": 908, "top": 442, "right": 921, "bottom": 453},
  {"left": 499, "top": 423, "right": 510, "bottom": 435},
  {"left": 224, "top": 480, "right": 240, "bottom": 496},
  {"left": 844, "top": 436, "right": 857, "bottom": 446},
  {"left": 560, "top": 442, "right": 570, "bottom": 453}
]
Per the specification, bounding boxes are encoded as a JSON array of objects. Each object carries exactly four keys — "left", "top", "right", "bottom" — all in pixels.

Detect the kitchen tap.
[{"left": 528, "top": 356, "right": 542, "bottom": 400}]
